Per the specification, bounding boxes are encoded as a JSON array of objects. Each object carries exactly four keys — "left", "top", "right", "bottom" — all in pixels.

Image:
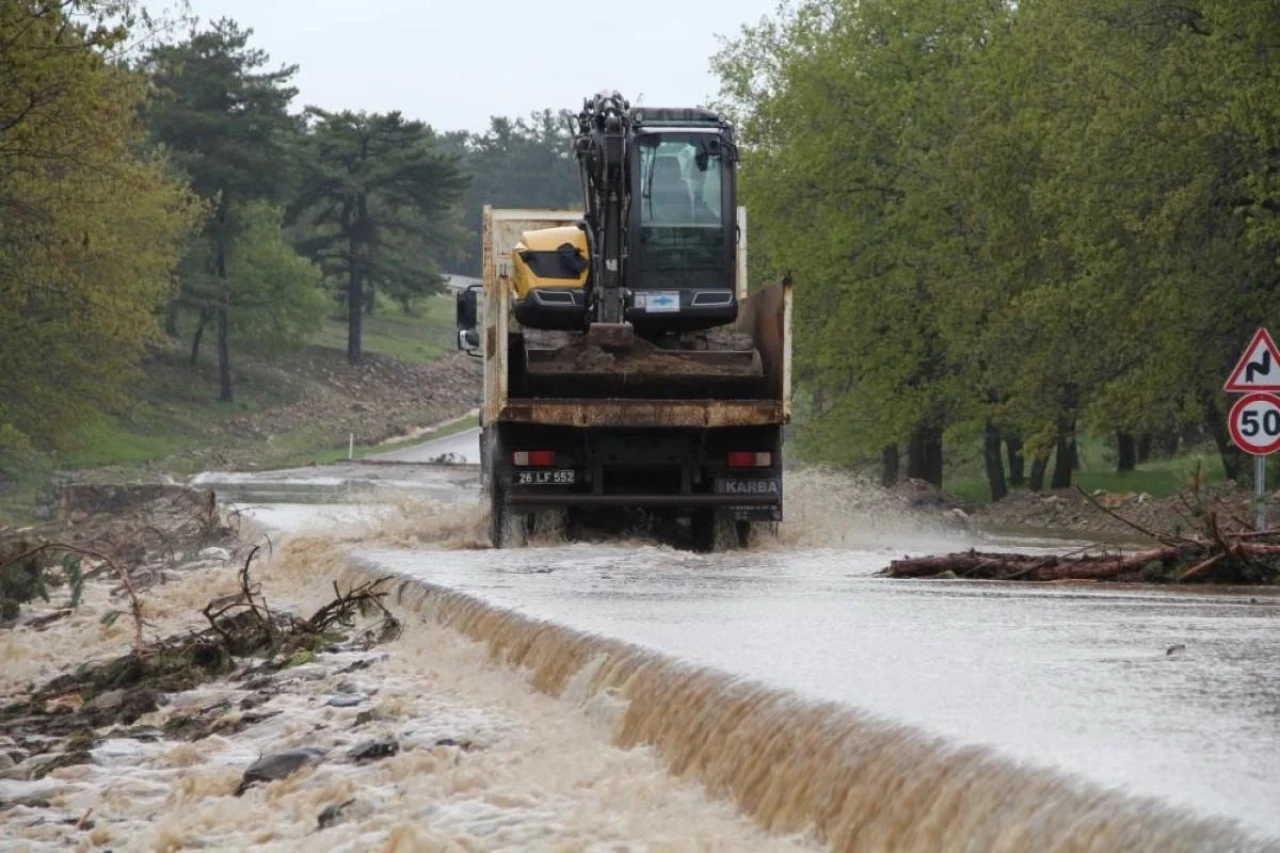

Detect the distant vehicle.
[{"left": 456, "top": 91, "right": 792, "bottom": 550}]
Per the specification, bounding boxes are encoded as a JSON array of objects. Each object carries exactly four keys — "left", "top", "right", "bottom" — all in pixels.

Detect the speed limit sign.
[{"left": 1228, "top": 392, "right": 1280, "bottom": 455}]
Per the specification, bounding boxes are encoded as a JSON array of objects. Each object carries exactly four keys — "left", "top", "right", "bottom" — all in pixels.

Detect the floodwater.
[{"left": 222, "top": 446, "right": 1280, "bottom": 850}]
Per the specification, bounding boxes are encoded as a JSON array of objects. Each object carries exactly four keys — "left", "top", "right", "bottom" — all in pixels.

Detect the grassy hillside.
[
  {"left": 309, "top": 294, "right": 456, "bottom": 364},
  {"left": 56, "top": 293, "right": 477, "bottom": 478}
]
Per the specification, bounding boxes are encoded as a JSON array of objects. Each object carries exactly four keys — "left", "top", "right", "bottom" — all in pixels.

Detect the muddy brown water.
[{"left": 227, "top": 463, "right": 1280, "bottom": 851}]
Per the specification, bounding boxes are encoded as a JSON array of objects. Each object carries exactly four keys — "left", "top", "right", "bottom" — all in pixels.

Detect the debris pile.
[
  {"left": 0, "top": 552, "right": 400, "bottom": 787},
  {"left": 1, "top": 484, "right": 237, "bottom": 629},
  {"left": 884, "top": 486, "right": 1280, "bottom": 585}
]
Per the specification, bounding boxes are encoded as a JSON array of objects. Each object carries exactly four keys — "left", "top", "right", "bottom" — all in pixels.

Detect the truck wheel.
[
  {"left": 489, "top": 481, "right": 508, "bottom": 548},
  {"left": 735, "top": 520, "right": 752, "bottom": 548},
  {"left": 690, "top": 509, "right": 717, "bottom": 553}
]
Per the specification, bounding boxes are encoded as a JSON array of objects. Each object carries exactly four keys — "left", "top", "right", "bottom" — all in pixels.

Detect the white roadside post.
[{"left": 1223, "top": 328, "right": 1280, "bottom": 531}]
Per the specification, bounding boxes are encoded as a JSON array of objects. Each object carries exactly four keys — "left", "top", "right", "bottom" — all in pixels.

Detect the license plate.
[
  {"left": 514, "top": 469, "right": 576, "bottom": 486},
  {"left": 641, "top": 291, "right": 680, "bottom": 313},
  {"left": 714, "top": 478, "right": 781, "bottom": 496}
]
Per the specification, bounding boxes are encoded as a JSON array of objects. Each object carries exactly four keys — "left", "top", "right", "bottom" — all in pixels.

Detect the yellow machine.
[{"left": 511, "top": 225, "right": 590, "bottom": 331}]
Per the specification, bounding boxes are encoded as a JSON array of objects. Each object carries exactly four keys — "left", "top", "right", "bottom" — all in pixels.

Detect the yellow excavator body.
[{"left": 510, "top": 225, "right": 589, "bottom": 299}]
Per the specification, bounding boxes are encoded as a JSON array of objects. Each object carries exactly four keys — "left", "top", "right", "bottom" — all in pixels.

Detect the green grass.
[
  {"left": 945, "top": 437, "right": 1228, "bottom": 504},
  {"left": 58, "top": 412, "right": 191, "bottom": 469},
  {"left": 271, "top": 411, "right": 479, "bottom": 469},
  {"left": 310, "top": 294, "right": 456, "bottom": 363},
  {"left": 50, "top": 292, "right": 464, "bottom": 477}
]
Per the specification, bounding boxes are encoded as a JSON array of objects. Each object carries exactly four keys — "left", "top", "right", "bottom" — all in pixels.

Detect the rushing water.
[{"left": 224, "top": 458, "right": 1280, "bottom": 851}]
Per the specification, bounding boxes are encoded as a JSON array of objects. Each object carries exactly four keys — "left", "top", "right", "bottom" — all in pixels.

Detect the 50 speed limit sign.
[{"left": 1228, "top": 392, "right": 1280, "bottom": 455}]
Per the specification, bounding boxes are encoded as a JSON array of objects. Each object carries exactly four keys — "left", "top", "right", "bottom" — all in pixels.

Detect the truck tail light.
[
  {"left": 512, "top": 450, "right": 556, "bottom": 467},
  {"left": 728, "top": 451, "right": 772, "bottom": 468}
]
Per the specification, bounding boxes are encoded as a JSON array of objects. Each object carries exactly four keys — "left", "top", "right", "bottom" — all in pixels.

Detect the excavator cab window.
[{"left": 634, "top": 132, "right": 732, "bottom": 294}]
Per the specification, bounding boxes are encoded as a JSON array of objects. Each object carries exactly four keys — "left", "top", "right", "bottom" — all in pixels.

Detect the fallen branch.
[
  {"left": 0, "top": 541, "right": 146, "bottom": 650},
  {"left": 883, "top": 537, "right": 1279, "bottom": 585},
  {"left": 884, "top": 547, "right": 1184, "bottom": 582},
  {"left": 1075, "top": 486, "right": 1188, "bottom": 547}
]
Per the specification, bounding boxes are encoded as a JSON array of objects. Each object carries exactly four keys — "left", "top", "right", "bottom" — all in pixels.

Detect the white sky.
[{"left": 163, "top": 0, "right": 783, "bottom": 133}]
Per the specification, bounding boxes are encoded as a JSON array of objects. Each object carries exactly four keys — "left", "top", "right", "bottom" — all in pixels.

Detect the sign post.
[
  {"left": 1257, "top": 456, "right": 1268, "bottom": 532},
  {"left": 1224, "top": 328, "right": 1280, "bottom": 531}
]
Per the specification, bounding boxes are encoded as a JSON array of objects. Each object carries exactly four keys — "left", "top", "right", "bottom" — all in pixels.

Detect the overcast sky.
[{"left": 163, "top": 0, "right": 783, "bottom": 133}]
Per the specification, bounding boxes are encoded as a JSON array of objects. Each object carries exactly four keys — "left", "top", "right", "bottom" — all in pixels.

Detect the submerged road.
[
  {"left": 224, "top": 429, "right": 1280, "bottom": 845},
  {"left": 359, "top": 538, "right": 1280, "bottom": 841}
]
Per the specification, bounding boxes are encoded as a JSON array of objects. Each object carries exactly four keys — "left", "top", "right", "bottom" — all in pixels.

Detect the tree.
[
  {"left": 713, "top": 0, "right": 1011, "bottom": 489},
  {"left": 291, "top": 109, "right": 467, "bottom": 363},
  {"left": 445, "top": 111, "right": 581, "bottom": 277},
  {"left": 142, "top": 18, "right": 301, "bottom": 401},
  {"left": 714, "top": 0, "right": 1280, "bottom": 495},
  {"left": 0, "top": 1, "right": 201, "bottom": 464},
  {"left": 178, "top": 200, "right": 327, "bottom": 357}
]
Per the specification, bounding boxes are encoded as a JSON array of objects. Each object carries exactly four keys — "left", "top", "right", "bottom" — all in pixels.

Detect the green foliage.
[
  {"left": 441, "top": 111, "right": 582, "bottom": 277},
  {"left": 64, "top": 555, "right": 84, "bottom": 609},
  {"left": 180, "top": 201, "right": 328, "bottom": 349},
  {"left": 715, "top": 0, "right": 1280, "bottom": 493},
  {"left": 141, "top": 18, "right": 304, "bottom": 399},
  {"left": 290, "top": 109, "right": 468, "bottom": 362},
  {"left": 0, "top": 2, "right": 202, "bottom": 453}
]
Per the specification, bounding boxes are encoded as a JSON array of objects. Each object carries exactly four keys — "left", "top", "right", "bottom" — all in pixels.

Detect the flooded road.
[
  {"left": 358, "top": 539, "right": 1280, "bottom": 841},
  {"left": 219, "top": 441, "right": 1280, "bottom": 848}
]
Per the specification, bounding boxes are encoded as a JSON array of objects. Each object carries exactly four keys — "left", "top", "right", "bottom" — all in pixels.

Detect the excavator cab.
[{"left": 627, "top": 116, "right": 738, "bottom": 334}]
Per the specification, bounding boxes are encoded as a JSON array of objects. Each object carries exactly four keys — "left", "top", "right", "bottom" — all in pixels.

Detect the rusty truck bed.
[{"left": 498, "top": 398, "right": 786, "bottom": 429}]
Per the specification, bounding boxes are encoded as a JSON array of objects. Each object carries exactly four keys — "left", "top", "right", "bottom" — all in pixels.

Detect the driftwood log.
[
  {"left": 882, "top": 483, "right": 1278, "bottom": 585},
  {"left": 882, "top": 542, "right": 1280, "bottom": 584}
]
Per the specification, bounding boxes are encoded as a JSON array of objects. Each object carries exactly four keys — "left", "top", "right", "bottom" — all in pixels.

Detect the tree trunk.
[
  {"left": 1005, "top": 433, "right": 1026, "bottom": 487},
  {"left": 164, "top": 293, "right": 180, "bottom": 337},
  {"left": 1117, "top": 432, "right": 1136, "bottom": 473},
  {"left": 907, "top": 425, "right": 944, "bottom": 488},
  {"left": 189, "top": 306, "right": 212, "bottom": 365},
  {"left": 881, "top": 444, "right": 899, "bottom": 488},
  {"left": 1154, "top": 429, "right": 1179, "bottom": 458},
  {"left": 984, "top": 419, "right": 1008, "bottom": 502},
  {"left": 1204, "top": 397, "right": 1245, "bottom": 482},
  {"left": 1050, "top": 420, "right": 1076, "bottom": 489},
  {"left": 1029, "top": 455, "right": 1048, "bottom": 492},
  {"left": 1138, "top": 433, "right": 1153, "bottom": 463},
  {"left": 347, "top": 240, "right": 364, "bottom": 364},
  {"left": 215, "top": 205, "right": 233, "bottom": 403}
]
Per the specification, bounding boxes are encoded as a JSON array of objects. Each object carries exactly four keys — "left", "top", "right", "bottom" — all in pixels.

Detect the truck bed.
[{"left": 497, "top": 397, "right": 786, "bottom": 428}]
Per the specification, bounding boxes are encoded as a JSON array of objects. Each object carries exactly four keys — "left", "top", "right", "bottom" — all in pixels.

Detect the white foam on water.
[{"left": 0, "top": 533, "right": 823, "bottom": 853}]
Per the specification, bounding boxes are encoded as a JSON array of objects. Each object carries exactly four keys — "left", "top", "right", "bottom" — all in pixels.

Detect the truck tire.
[
  {"left": 690, "top": 509, "right": 717, "bottom": 553},
  {"left": 486, "top": 427, "right": 511, "bottom": 548},
  {"left": 489, "top": 480, "right": 508, "bottom": 548}
]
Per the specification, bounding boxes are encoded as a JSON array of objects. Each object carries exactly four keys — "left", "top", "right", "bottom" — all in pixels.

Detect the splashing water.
[
  {"left": 280, "top": 466, "right": 977, "bottom": 556},
  {"left": 220, "top": 465, "right": 1276, "bottom": 851},
  {"left": 343, "top": 563, "right": 1271, "bottom": 853}
]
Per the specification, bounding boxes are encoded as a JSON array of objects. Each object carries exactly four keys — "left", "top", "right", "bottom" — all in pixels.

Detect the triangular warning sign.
[{"left": 1225, "top": 327, "right": 1280, "bottom": 392}]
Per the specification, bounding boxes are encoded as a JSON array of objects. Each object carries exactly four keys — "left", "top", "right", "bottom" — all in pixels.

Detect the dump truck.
[{"left": 455, "top": 92, "right": 792, "bottom": 550}]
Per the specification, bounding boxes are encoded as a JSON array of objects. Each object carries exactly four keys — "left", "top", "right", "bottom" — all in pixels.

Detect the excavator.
[{"left": 457, "top": 91, "right": 792, "bottom": 550}]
